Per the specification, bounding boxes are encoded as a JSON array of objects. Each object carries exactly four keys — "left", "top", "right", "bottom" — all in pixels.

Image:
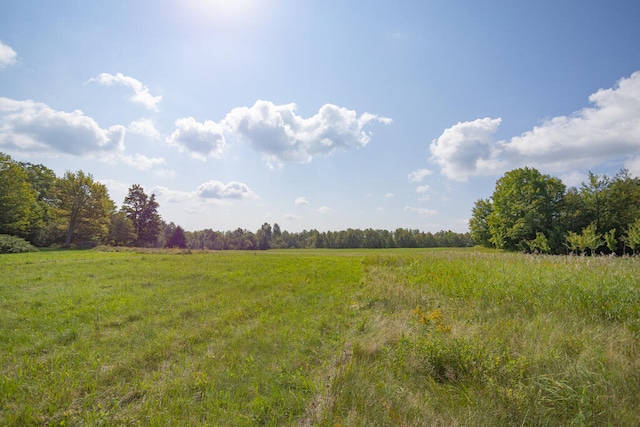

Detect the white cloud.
[
  {"left": 430, "top": 71, "right": 640, "bottom": 180},
  {"left": 121, "top": 153, "right": 166, "bottom": 170},
  {"left": 625, "top": 156, "right": 640, "bottom": 177},
  {"left": 408, "top": 168, "right": 432, "bottom": 183},
  {"left": 223, "top": 100, "right": 391, "bottom": 165},
  {"left": 559, "top": 171, "right": 588, "bottom": 188},
  {"left": 196, "top": 180, "right": 256, "bottom": 200},
  {"left": 166, "top": 101, "right": 390, "bottom": 164},
  {"left": 166, "top": 117, "right": 226, "bottom": 160},
  {"left": 128, "top": 118, "right": 161, "bottom": 139},
  {"left": 317, "top": 206, "right": 331, "bottom": 214},
  {"left": 87, "top": 72, "right": 162, "bottom": 111},
  {"left": 0, "top": 41, "right": 17, "bottom": 68},
  {"left": 429, "top": 117, "right": 504, "bottom": 181},
  {"left": 384, "top": 192, "right": 394, "bottom": 198},
  {"left": 404, "top": 206, "right": 438, "bottom": 216},
  {"left": 416, "top": 185, "right": 430, "bottom": 193},
  {"left": 0, "top": 97, "right": 125, "bottom": 157},
  {"left": 295, "top": 196, "right": 309, "bottom": 206}
]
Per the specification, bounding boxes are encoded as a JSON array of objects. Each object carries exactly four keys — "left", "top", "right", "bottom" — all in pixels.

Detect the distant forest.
[{"left": 0, "top": 152, "right": 472, "bottom": 251}]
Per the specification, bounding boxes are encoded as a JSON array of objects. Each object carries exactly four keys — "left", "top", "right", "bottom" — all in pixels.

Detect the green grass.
[{"left": 1, "top": 249, "right": 639, "bottom": 425}]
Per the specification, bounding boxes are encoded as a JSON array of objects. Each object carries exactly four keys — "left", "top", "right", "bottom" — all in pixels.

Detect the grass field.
[{"left": 1, "top": 248, "right": 639, "bottom": 426}]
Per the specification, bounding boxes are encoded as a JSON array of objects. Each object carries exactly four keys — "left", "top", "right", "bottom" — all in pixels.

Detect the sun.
[{"left": 185, "top": 0, "right": 264, "bottom": 26}]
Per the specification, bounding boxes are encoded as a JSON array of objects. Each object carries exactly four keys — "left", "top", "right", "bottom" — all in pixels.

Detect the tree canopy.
[{"left": 471, "top": 167, "right": 640, "bottom": 254}]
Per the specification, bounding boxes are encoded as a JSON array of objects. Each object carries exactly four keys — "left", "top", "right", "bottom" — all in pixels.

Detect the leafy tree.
[
  {"left": 0, "top": 153, "right": 40, "bottom": 238},
  {"left": 256, "top": 223, "right": 272, "bottom": 250},
  {"left": 469, "top": 198, "right": 493, "bottom": 247},
  {"left": 487, "top": 167, "right": 565, "bottom": 251},
  {"left": 565, "top": 223, "right": 602, "bottom": 256},
  {"left": 526, "top": 232, "right": 551, "bottom": 254},
  {"left": 167, "top": 225, "right": 187, "bottom": 248},
  {"left": 579, "top": 172, "right": 610, "bottom": 233},
  {"left": 21, "top": 162, "right": 58, "bottom": 245},
  {"left": 604, "top": 229, "right": 617, "bottom": 254},
  {"left": 122, "top": 184, "right": 162, "bottom": 246},
  {"left": 624, "top": 219, "right": 640, "bottom": 255},
  {"left": 55, "top": 170, "right": 114, "bottom": 247},
  {"left": 108, "top": 212, "right": 136, "bottom": 246}
]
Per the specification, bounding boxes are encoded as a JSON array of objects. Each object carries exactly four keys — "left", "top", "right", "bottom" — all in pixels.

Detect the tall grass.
[
  {"left": 321, "top": 251, "right": 640, "bottom": 426},
  {"left": 1, "top": 249, "right": 639, "bottom": 425}
]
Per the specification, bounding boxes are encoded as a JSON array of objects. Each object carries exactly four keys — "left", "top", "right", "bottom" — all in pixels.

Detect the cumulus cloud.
[
  {"left": 225, "top": 100, "right": 391, "bottom": 164},
  {"left": 87, "top": 72, "right": 162, "bottom": 111},
  {"left": 196, "top": 180, "right": 255, "bottom": 200},
  {"left": 430, "top": 71, "right": 640, "bottom": 181},
  {"left": 167, "top": 100, "right": 391, "bottom": 164},
  {"left": 416, "top": 185, "right": 430, "bottom": 193},
  {"left": 430, "top": 117, "right": 504, "bottom": 181},
  {"left": 408, "top": 168, "right": 432, "bottom": 183},
  {"left": 0, "top": 97, "right": 125, "bottom": 156},
  {"left": 0, "top": 41, "right": 17, "bottom": 68},
  {"left": 128, "top": 118, "right": 161, "bottom": 139},
  {"left": 295, "top": 196, "right": 309, "bottom": 206},
  {"left": 317, "top": 206, "right": 331, "bottom": 214},
  {"left": 166, "top": 117, "right": 226, "bottom": 160}
]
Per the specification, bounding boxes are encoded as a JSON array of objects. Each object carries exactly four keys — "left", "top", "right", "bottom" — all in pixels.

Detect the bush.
[{"left": 0, "top": 234, "right": 38, "bottom": 254}]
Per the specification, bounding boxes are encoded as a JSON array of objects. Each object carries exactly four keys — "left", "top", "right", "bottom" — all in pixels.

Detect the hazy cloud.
[
  {"left": 121, "top": 153, "right": 166, "bottom": 170},
  {"left": 416, "top": 185, "right": 430, "bottom": 193},
  {"left": 0, "top": 97, "right": 125, "bottom": 156},
  {"left": 625, "top": 156, "right": 640, "bottom": 177},
  {"left": 317, "top": 206, "right": 331, "bottom": 214},
  {"left": 430, "top": 71, "right": 640, "bottom": 180},
  {"left": 404, "top": 206, "right": 438, "bottom": 216},
  {"left": 128, "top": 118, "right": 161, "bottom": 139},
  {"left": 196, "top": 180, "right": 255, "bottom": 200},
  {"left": 87, "top": 72, "right": 162, "bottom": 111},
  {"left": 166, "top": 117, "right": 226, "bottom": 160},
  {"left": 0, "top": 41, "right": 17, "bottom": 68},
  {"left": 295, "top": 196, "right": 309, "bottom": 206},
  {"left": 408, "top": 168, "right": 432, "bottom": 183},
  {"left": 384, "top": 192, "right": 394, "bottom": 198}
]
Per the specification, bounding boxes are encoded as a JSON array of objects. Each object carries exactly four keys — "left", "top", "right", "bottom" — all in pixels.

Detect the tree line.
[
  {"left": 469, "top": 167, "right": 640, "bottom": 254},
  {"left": 1, "top": 152, "right": 166, "bottom": 248},
  {"left": 184, "top": 224, "right": 473, "bottom": 250},
  {"left": 1, "top": 152, "right": 472, "bottom": 250}
]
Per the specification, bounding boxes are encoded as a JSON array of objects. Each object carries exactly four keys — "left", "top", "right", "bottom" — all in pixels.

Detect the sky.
[{"left": 1, "top": 1, "right": 640, "bottom": 233}]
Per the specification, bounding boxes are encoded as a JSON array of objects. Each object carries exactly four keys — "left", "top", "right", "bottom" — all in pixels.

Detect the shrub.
[{"left": 0, "top": 234, "right": 38, "bottom": 254}]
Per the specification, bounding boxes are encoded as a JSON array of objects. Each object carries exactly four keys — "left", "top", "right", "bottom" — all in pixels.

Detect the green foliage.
[
  {"left": 565, "top": 223, "right": 603, "bottom": 255},
  {"left": 475, "top": 167, "right": 640, "bottom": 254},
  {"left": 55, "top": 170, "right": 115, "bottom": 247},
  {"left": 469, "top": 198, "right": 493, "bottom": 247},
  {"left": 0, "top": 153, "right": 41, "bottom": 237},
  {"left": 0, "top": 234, "right": 38, "bottom": 253},
  {"left": 487, "top": 167, "right": 565, "bottom": 251},
  {"left": 122, "top": 184, "right": 162, "bottom": 246},
  {"left": 625, "top": 219, "right": 640, "bottom": 254}
]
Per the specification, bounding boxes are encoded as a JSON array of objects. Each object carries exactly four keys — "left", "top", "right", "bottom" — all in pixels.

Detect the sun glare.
[{"left": 185, "top": 0, "right": 264, "bottom": 27}]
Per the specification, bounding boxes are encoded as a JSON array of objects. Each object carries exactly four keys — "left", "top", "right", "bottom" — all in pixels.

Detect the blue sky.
[{"left": 1, "top": 1, "right": 640, "bottom": 233}]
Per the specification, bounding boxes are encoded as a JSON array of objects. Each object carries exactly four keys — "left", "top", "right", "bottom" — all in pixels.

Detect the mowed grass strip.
[
  {"left": 1, "top": 249, "right": 639, "bottom": 426},
  {"left": 0, "top": 249, "right": 364, "bottom": 426}
]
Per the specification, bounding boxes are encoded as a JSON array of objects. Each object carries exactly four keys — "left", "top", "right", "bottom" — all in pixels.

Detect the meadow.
[{"left": 1, "top": 248, "right": 639, "bottom": 426}]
